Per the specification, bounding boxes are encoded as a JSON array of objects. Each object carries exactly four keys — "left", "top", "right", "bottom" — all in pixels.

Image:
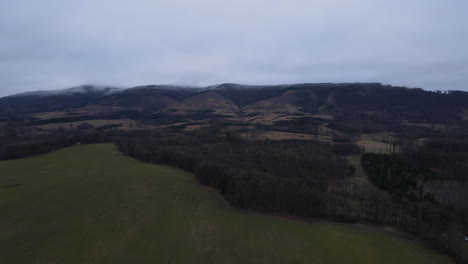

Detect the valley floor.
[{"left": 0, "top": 144, "right": 453, "bottom": 264}]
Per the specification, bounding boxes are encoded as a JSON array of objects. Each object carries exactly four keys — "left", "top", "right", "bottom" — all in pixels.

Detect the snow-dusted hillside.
[
  {"left": 7, "top": 85, "right": 122, "bottom": 98},
  {"left": 123, "top": 84, "right": 201, "bottom": 94}
]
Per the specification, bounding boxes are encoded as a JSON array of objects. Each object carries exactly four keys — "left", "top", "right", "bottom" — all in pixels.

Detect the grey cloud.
[{"left": 0, "top": 0, "right": 467, "bottom": 96}]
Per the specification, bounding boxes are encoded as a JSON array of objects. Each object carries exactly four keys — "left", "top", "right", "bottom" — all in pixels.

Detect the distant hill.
[
  {"left": 0, "top": 85, "right": 122, "bottom": 114},
  {"left": 1, "top": 83, "right": 467, "bottom": 136}
]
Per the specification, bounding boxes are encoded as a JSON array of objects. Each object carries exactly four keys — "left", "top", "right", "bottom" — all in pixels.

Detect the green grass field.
[{"left": 0, "top": 144, "right": 453, "bottom": 264}]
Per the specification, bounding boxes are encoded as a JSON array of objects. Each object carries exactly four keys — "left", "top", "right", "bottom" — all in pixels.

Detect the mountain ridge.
[
  {"left": 3, "top": 82, "right": 450, "bottom": 99},
  {"left": 5, "top": 85, "right": 123, "bottom": 98},
  {"left": 1, "top": 83, "right": 467, "bottom": 137}
]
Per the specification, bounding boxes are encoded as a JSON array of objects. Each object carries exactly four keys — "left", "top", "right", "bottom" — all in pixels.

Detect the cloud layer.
[{"left": 1, "top": 0, "right": 467, "bottom": 96}]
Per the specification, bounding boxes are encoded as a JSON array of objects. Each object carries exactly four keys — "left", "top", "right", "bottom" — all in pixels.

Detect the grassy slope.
[{"left": 0, "top": 144, "right": 452, "bottom": 264}]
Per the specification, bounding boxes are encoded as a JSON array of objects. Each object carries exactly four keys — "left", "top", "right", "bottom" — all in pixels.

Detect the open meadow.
[{"left": 0, "top": 144, "right": 453, "bottom": 264}]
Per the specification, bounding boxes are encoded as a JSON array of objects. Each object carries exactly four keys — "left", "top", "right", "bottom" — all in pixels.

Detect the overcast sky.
[{"left": 1, "top": 0, "right": 467, "bottom": 96}]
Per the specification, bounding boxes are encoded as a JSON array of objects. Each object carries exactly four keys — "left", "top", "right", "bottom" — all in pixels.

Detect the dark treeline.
[
  {"left": 358, "top": 148, "right": 468, "bottom": 262},
  {"left": 403, "top": 139, "right": 468, "bottom": 262},
  {"left": 0, "top": 130, "right": 103, "bottom": 160},
  {"left": 362, "top": 153, "right": 443, "bottom": 201},
  {"left": 114, "top": 127, "right": 351, "bottom": 217},
  {"left": 403, "top": 138, "right": 468, "bottom": 183}
]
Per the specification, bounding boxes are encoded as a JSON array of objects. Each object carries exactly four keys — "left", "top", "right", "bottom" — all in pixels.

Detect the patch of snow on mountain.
[
  {"left": 206, "top": 83, "right": 282, "bottom": 90},
  {"left": 7, "top": 85, "right": 122, "bottom": 98},
  {"left": 124, "top": 84, "right": 201, "bottom": 93}
]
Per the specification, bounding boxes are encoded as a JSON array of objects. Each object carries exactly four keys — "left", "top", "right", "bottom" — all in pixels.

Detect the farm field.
[{"left": 0, "top": 144, "right": 453, "bottom": 264}]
